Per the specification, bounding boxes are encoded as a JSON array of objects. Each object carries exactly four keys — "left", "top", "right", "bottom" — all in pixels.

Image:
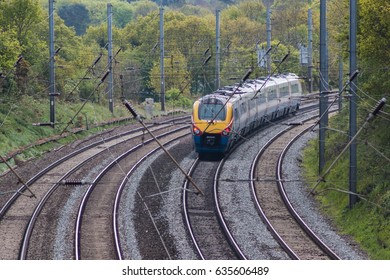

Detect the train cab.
[{"left": 191, "top": 96, "right": 233, "bottom": 155}]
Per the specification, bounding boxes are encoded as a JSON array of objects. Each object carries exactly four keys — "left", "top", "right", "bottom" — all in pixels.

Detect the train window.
[
  {"left": 258, "top": 94, "right": 266, "bottom": 103},
  {"left": 268, "top": 88, "right": 277, "bottom": 100},
  {"left": 198, "top": 99, "right": 226, "bottom": 120},
  {"left": 280, "top": 86, "right": 289, "bottom": 97},
  {"left": 291, "top": 83, "right": 300, "bottom": 94}
]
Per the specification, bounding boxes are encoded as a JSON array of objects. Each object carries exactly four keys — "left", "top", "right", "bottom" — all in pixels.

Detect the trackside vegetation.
[
  {"left": 302, "top": 0, "right": 390, "bottom": 259},
  {"left": 303, "top": 108, "right": 390, "bottom": 259}
]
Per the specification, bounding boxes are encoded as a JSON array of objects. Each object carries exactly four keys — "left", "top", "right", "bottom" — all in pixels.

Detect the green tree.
[
  {"left": 0, "top": 0, "right": 46, "bottom": 95},
  {"left": 164, "top": 13, "right": 214, "bottom": 93},
  {"left": 0, "top": 0, "right": 43, "bottom": 48},
  {"left": 358, "top": 0, "right": 390, "bottom": 96},
  {"left": 0, "top": 30, "right": 21, "bottom": 70},
  {"left": 132, "top": 0, "right": 159, "bottom": 18},
  {"left": 112, "top": 2, "right": 134, "bottom": 28},
  {"left": 149, "top": 49, "right": 191, "bottom": 95},
  {"left": 58, "top": 3, "right": 91, "bottom": 35}
]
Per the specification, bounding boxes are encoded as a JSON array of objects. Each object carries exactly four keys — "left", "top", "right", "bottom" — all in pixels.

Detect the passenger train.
[{"left": 191, "top": 73, "right": 303, "bottom": 157}]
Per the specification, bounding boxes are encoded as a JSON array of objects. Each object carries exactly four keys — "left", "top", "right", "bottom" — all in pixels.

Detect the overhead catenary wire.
[
  {"left": 0, "top": 57, "right": 36, "bottom": 188},
  {"left": 123, "top": 99, "right": 204, "bottom": 196},
  {"left": 201, "top": 68, "right": 253, "bottom": 135},
  {"left": 63, "top": 53, "right": 103, "bottom": 101},
  {"left": 309, "top": 97, "right": 387, "bottom": 195},
  {"left": 364, "top": 140, "right": 390, "bottom": 164},
  {"left": 59, "top": 48, "right": 122, "bottom": 135},
  {"left": 251, "top": 52, "right": 290, "bottom": 100},
  {"left": 316, "top": 123, "right": 390, "bottom": 164},
  {"left": 59, "top": 71, "right": 111, "bottom": 136},
  {"left": 200, "top": 51, "right": 291, "bottom": 138},
  {"left": 311, "top": 70, "right": 359, "bottom": 131},
  {"left": 348, "top": 84, "right": 390, "bottom": 123},
  {"left": 315, "top": 186, "right": 389, "bottom": 212},
  {"left": 0, "top": 155, "right": 36, "bottom": 198}
]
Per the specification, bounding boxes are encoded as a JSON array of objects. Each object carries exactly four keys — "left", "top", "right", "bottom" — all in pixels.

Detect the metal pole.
[
  {"left": 319, "top": 0, "right": 329, "bottom": 173},
  {"left": 215, "top": 9, "right": 221, "bottom": 89},
  {"left": 349, "top": 0, "right": 358, "bottom": 208},
  {"left": 107, "top": 3, "right": 114, "bottom": 113},
  {"left": 308, "top": 8, "right": 313, "bottom": 93},
  {"left": 338, "top": 47, "right": 343, "bottom": 111},
  {"left": 266, "top": 1, "right": 272, "bottom": 74},
  {"left": 160, "top": 6, "right": 165, "bottom": 111},
  {"left": 49, "top": 0, "right": 55, "bottom": 127},
  {"left": 0, "top": 155, "right": 36, "bottom": 198},
  {"left": 310, "top": 98, "right": 386, "bottom": 195}
]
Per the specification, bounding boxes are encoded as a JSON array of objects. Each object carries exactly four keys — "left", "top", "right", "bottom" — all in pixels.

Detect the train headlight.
[
  {"left": 221, "top": 127, "right": 231, "bottom": 136},
  {"left": 192, "top": 126, "right": 202, "bottom": 135}
]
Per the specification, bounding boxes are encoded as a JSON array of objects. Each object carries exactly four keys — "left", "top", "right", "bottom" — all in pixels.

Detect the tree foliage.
[
  {"left": 0, "top": 0, "right": 46, "bottom": 96},
  {"left": 0, "top": 0, "right": 43, "bottom": 47},
  {"left": 0, "top": 29, "right": 21, "bottom": 70},
  {"left": 58, "top": 3, "right": 91, "bottom": 35},
  {"left": 358, "top": 0, "right": 390, "bottom": 97},
  {"left": 2, "top": 0, "right": 389, "bottom": 106}
]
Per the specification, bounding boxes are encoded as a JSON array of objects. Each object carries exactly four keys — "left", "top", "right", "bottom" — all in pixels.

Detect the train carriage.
[{"left": 191, "top": 73, "right": 302, "bottom": 157}]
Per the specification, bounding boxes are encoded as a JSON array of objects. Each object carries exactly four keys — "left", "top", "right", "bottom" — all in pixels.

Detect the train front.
[{"left": 191, "top": 95, "right": 233, "bottom": 155}]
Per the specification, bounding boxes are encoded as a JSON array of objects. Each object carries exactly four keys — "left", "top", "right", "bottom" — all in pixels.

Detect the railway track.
[
  {"left": 182, "top": 158, "right": 239, "bottom": 260},
  {"left": 116, "top": 132, "right": 196, "bottom": 260},
  {"left": 182, "top": 107, "right": 339, "bottom": 260},
  {"left": 0, "top": 116, "right": 190, "bottom": 259},
  {"left": 75, "top": 127, "right": 190, "bottom": 260},
  {"left": 0, "top": 103, "right": 364, "bottom": 260},
  {"left": 250, "top": 114, "right": 340, "bottom": 260}
]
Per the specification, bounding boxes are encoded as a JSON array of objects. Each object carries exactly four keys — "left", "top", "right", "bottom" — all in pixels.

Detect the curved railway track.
[
  {"left": 0, "top": 116, "right": 190, "bottom": 259},
  {"left": 182, "top": 158, "right": 240, "bottom": 260},
  {"left": 250, "top": 113, "right": 340, "bottom": 260},
  {"left": 183, "top": 107, "right": 340, "bottom": 260},
  {"left": 74, "top": 127, "right": 190, "bottom": 260},
  {"left": 0, "top": 103, "right": 363, "bottom": 260}
]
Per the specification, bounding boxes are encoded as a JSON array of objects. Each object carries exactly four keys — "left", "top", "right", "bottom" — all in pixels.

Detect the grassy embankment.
[
  {"left": 302, "top": 109, "right": 390, "bottom": 259},
  {"left": 0, "top": 96, "right": 168, "bottom": 174}
]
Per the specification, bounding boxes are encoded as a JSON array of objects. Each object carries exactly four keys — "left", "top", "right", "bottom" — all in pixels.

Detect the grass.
[
  {"left": 302, "top": 111, "right": 390, "bottom": 259},
  {"left": 1, "top": 95, "right": 192, "bottom": 175},
  {"left": 0, "top": 96, "right": 138, "bottom": 174}
]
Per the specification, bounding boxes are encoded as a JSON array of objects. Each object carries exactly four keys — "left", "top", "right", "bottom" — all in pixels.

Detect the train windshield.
[{"left": 198, "top": 98, "right": 226, "bottom": 121}]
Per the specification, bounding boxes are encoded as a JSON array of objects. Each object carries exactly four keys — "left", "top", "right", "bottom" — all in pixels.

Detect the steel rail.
[
  {"left": 276, "top": 125, "right": 341, "bottom": 260},
  {"left": 250, "top": 127, "right": 300, "bottom": 259},
  {"left": 75, "top": 126, "right": 189, "bottom": 260},
  {"left": 213, "top": 157, "right": 248, "bottom": 260},
  {"left": 15, "top": 121, "right": 188, "bottom": 260},
  {"left": 19, "top": 123, "right": 188, "bottom": 259},
  {"left": 0, "top": 116, "right": 190, "bottom": 219},
  {"left": 181, "top": 158, "right": 206, "bottom": 259},
  {"left": 250, "top": 110, "right": 339, "bottom": 259},
  {"left": 113, "top": 132, "right": 190, "bottom": 259}
]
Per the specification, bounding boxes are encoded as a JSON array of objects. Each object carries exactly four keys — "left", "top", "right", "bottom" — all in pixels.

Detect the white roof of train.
[{"left": 198, "top": 74, "right": 301, "bottom": 102}]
